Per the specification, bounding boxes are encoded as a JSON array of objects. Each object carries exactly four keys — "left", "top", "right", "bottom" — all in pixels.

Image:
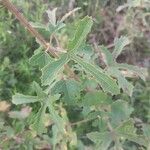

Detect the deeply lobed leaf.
[
  {"left": 71, "top": 55, "right": 120, "bottom": 95},
  {"left": 52, "top": 79, "right": 80, "bottom": 105}
]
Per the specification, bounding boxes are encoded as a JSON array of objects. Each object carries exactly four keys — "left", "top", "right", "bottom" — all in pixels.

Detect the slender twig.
[
  {"left": 71, "top": 116, "right": 99, "bottom": 126},
  {"left": 60, "top": 7, "right": 80, "bottom": 23},
  {"left": 1, "top": 0, "right": 57, "bottom": 57},
  {"left": 2, "top": 0, "right": 81, "bottom": 80}
]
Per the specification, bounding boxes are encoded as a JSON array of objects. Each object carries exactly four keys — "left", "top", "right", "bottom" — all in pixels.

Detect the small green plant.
[{"left": 1, "top": 0, "right": 149, "bottom": 150}]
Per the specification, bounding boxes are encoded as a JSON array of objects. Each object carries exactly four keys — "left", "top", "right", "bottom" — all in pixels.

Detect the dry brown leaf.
[{"left": 0, "top": 101, "right": 11, "bottom": 112}]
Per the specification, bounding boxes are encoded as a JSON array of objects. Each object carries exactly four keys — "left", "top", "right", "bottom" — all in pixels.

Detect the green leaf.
[
  {"left": 112, "top": 36, "right": 130, "bottom": 59},
  {"left": 117, "top": 119, "right": 135, "bottom": 135},
  {"left": 77, "top": 44, "right": 94, "bottom": 61},
  {"left": 30, "top": 22, "right": 47, "bottom": 30},
  {"left": 41, "top": 54, "right": 69, "bottom": 86},
  {"left": 71, "top": 55, "right": 120, "bottom": 95},
  {"left": 48, "top": 22, "right": 66, "bottom": 35},
  {"left": 83, "top": 79, "right": 98, "bottom": 90},
  {"left": 68, "top": 16, "right": 93, "bottom": 52},
  {"left": 32, "top": 81, "right": 47, "bottom": 98},
  {"left": 82, "top": 91, "right": 112, "bottom": 106},
  {"left": 12, "top": 93, "right": 39, "bottom": 105},
  {"left": 107, "top": 67, "right": 134, "bottom": 96},
  {"left": 116, "top": 63, "right": 147, "bottom": 81},
  {"left": 29, "top": 47, "right": 53, "bottom": 68},
  {"left": 12, "top": 93, "right": 66, "bottom": 134},
  {"left": 52, "top": 79, "right": 80, "bottom": 105},
  {"left": 92, "top": 116, "right": 108, "bottom": 131},
  {"left": 88, "top": 119, "right": 148, "bottom": 148},
  {"left": 48, "top": 97, "right": 66, "bottom": 133},
  {"left": 117, "top": 119, "right": 148, "bottom": 147},
  {"left": 87, "top": 131, "right": 112, "bottom": 150},
  {"left": 110, "top": 100, "right": 134, "bottom": 126},
  {"left": 100, "top": 45, "right": 114, "bottom": 66},
  {"left": 31, "top": 102, "right": 47, "bottom": 134}
]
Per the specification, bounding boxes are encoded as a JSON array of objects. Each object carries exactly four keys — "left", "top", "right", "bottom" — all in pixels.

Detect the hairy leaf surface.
[
  {"left": 112, "top": 36, "right": 130, "bottom": 59},
  {"left": 117, "top": 119, "right": 148, "bottom": 146},
  {"left": 87, "top": 131, "right": 112, "bottom": 150},
  {"left": 52, "top": 79, "right": 80, "bottom": 105},
  {"left": 68, "top": 16, "right": 93, "bottom": 52},
  {"left": 12, "top": 94, "right": 39, "bottom": 105},
  {"left": 30, "top": 47, "right": 53, "bottom": 68},
  {"left": 107, "top": 67, "right": 134, "bottom": 96},
  {"left": 31, "top": 102, "right": 47, "bottom": 134},
  {"left": 82, "top": 91, "right": 112, "bottom": 106},
  {"left": 71, "top": 55, "right": 120, "bottom": 95},
  {"left": 41, "top": 54, "right": 69, "bottom": 86},
  {"left": 110, "top": 100, "right": 134, "bottom": 126}
]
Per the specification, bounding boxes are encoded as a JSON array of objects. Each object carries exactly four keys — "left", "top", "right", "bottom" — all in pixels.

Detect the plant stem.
[
  {"left": 1, "top": 0, "right": 80, "bottom": 81},
  {"left": 71, "top": 116, "right": 98, "bottom": 126},
  {"left": 1, "top": 0, "right": 57, "bottom": 57}
]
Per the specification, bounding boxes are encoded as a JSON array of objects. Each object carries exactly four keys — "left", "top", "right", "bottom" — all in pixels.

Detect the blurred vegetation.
[{"left": 0, "top": 0, "right": 150, "bottom": 149}]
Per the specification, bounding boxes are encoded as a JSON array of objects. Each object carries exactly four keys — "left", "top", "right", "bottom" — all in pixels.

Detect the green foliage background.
[{"left": 0, "top": 0, "right": 149, "bottom": 149}]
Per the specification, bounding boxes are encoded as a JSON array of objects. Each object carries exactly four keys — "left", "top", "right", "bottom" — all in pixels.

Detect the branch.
[
  {"left": 71, "top": 116, "right": 99, "bottom": 126},
  {"left": 2, "top": 0, "right": 80, "bottom": 80},
  {"left": 1, "top": 0, "right": 57, "bottom": 57}
]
